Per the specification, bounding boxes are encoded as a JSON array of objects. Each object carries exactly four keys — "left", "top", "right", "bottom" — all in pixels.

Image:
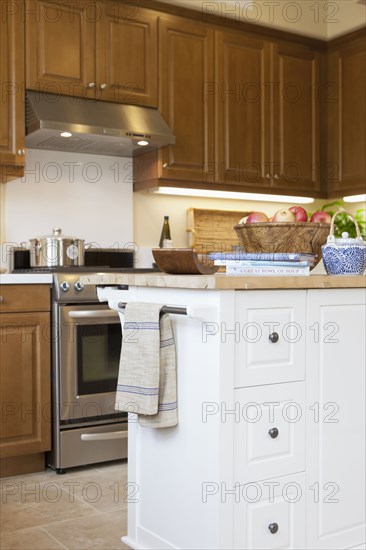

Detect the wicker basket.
[{"left": 233, "top": 222, "right": 331, "bottom": 259}]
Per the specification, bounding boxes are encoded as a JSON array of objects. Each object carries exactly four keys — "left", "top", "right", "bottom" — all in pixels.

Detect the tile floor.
[{"left": 0, "top": 460, "right": 129, "bottom": 550}]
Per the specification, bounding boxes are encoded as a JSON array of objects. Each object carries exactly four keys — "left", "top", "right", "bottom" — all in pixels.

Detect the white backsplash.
[{"left": 1, "top": 149, "right": 134, "bottom": 270}]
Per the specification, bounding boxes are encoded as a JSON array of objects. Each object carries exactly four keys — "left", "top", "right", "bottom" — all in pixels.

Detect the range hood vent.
[{"left": 25, "top": 91, "right": 175, "bottom": 157}]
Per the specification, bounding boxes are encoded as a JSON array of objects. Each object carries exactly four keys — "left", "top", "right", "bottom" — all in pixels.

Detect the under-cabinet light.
[
  {"left": 343, "top": 194, "right": 366, "bottom": 203},
  {"left": 152, "top": 187, "right": 315, "bottom": 204},
  {"left": 60, "top": 132, "right": 72, "bottom": 138},
  {"left": 137, "top": 140, "right": 149, "bottom": 146}
]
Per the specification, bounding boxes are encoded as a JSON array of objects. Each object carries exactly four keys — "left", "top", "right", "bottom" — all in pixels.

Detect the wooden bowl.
[
  {"left": 152, "top": 248, "right": 219, "bottom": 275},
  {"left": 233, "top": 222, "right": 330, "bottom": 260}
]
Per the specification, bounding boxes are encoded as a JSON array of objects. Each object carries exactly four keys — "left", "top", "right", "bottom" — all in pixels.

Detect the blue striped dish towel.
[{"left": 115, "top": 302, "right": 178, "bottom": 428}]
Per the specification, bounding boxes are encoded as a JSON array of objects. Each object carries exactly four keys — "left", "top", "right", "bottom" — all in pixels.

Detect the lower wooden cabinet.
[{"left": 0, "top": 285, "right": 51, "bottom": 476}]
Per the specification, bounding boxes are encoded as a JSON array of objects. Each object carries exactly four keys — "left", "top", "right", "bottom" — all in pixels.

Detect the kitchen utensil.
[
  {"left": 29, "top": 228, "right": 85, "bottom": 267},
  {"left": 322, "top": 211, "right": 366, "bottom": 275}
]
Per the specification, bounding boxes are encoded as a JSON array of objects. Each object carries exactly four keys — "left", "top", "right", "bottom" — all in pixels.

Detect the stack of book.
[{"left": 209, "top": 252, "right": 317, "bottom": 276}]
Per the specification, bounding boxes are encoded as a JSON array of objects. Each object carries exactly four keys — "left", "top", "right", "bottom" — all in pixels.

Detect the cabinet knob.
[
  {"left": 87, "top": 82, "right": 96, "bottom": 88},
  {"left": 0, "top": 296, "right": 3, "bottom": 303},
  {"left": 163, "top": 163, "right": 169, "bottom": 168},
  {"left": 265, "top": 173, "right": 271, "bottom": 180},
  {"left": 17, "top": 148, "right": 25, "bottom": 156},
  {"left": 268, "top": 523, "right": 279, "bottom": 534},
  {"left": 268, "top": 427, "right": 279, "bottom": 439},
  {"left": 274, "top": 174, "right": 280, "bottom": 180},
  {"left": 269, "top": 332, "right": 279, "bottom": 343},
  {"left": 100, "top": 83, "right": 108, "bottom": 90}
]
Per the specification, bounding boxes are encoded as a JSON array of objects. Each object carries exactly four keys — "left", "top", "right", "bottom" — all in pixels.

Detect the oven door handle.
[
  {"left": 68, "top": 310, "right": 119, "bottom": 319},
  {"left": 81, "top": 431, "right": 128, "bottom": 441}
]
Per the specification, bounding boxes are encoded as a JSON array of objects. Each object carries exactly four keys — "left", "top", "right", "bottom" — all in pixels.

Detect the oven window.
[{"left": 77, "top": 323, "right": 121, "bottom": 395}]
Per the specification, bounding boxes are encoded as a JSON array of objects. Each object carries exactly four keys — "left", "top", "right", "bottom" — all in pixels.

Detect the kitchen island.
[{"left": 81, "top": 273, "right": 366, "bottom": 550}]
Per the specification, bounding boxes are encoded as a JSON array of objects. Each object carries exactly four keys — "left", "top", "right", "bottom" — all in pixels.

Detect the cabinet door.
[
  {"left": 234, "top": 473, "right": 306, "bottom": 550},
  {"left": 326, "top": 36, "right": 366, "bottom": 196},
  {"left": 0, "top": 0, "right": 25, "bottom": 180},
  {"left": 235, "top": 290, "right": 306, "bottom": 388},
  {"left": 215, "top": 30, "right": 271, "bottom": 188},
  {"left": 235, "top": 382, "right": 305, "bottom": 483},
  {"left": 272, "top": 42, "right": 321, "bottom": 194},
  {"left": 26, "top": 0, "right": 95, "bottom": 98},
  {"left": 306, "top": 289, "right": 366, "bottom": 549},
  {"left": 159, "top": 16, "right": 215, "bottom": 183},
  {"left": 0, "top": 312, "right": 51, "bottom": 458},
  {"left": 96, "top": 2, "right": 158, "bottom": 106}
]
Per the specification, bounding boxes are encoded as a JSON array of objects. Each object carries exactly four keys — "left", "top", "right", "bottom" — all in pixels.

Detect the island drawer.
[
  {"left": 0, "top": 285, "right": 50, "bottom": 313},
  {"left": 234, "top": 472, "right": 306, "bottom": 550},
  {"left": 234, "top": 290, "right": 306, "bottom": 388},
  {"left": 234, "top": 382, "right": 305, "bottom": 482}
]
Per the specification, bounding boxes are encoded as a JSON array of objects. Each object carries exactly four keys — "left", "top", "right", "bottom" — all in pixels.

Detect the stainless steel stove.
[{"left": 12, "top": 264, "right": 158, "bottom": 473}]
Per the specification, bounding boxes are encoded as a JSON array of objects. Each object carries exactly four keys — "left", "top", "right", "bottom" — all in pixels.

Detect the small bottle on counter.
[{"left": 159, "top": 216, "right": 173, "bottom": 248}]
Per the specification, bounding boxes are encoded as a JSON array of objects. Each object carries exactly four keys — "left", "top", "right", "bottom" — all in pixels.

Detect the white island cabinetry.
[{"left": 91, "top": 279, "right": 366, "bottom": 550}]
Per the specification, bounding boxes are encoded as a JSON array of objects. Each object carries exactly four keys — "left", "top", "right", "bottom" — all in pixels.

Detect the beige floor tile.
[
  {"left": 1, "top": 481, "right": 98, "bottom": 533},
  {"left": 43, "top": 509, "right": 129, "bottom": 549},
  {"left": 0, "top": 526, "right": 67, "bottom": 549}
]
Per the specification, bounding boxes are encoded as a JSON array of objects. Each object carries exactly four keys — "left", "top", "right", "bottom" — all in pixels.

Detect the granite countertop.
[
  {"left": 79, "top": 272, "right": 366, "bottom": 290},
  {"left": 0, "top": 274, "right": 53, "bottom": 284}
]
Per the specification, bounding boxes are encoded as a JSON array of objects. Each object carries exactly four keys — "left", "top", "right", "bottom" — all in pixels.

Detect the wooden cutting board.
[{"left": 187, "top": 208, "right": 250, "bottom": 254}]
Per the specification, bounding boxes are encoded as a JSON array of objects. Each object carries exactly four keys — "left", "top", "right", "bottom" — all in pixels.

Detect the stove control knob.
[
  {"left": 59, "top": 281, "right": 70, "bottom": 292},
  {"left": 74, "top": 281, "right": 85, "bottom": 292}
]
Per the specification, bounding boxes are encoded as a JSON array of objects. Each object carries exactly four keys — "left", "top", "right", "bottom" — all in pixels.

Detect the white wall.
[{"left": 1, "top": 149, "right": 133, "bottom": 270}]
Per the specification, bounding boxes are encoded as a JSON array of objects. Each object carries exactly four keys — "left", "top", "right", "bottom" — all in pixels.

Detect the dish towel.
[{"left": 115, "top": 302, "right": 178, "bottom": 428}]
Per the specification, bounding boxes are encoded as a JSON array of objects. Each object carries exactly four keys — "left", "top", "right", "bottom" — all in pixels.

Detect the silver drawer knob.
[
  {"left": 100, "top": 83, "right": 108, "bottom": 90},
  {"left": 0, "top": 296, "right": 3, "bottom": 302},
  {"left": 269, "top": 332, "right": 279, "bottom": 343},
  {"left": 268, "top": 523, "right": 279, "bottom": 534},
  {"left": 87, "top": 82, "right": 96, "bottom": 88}
]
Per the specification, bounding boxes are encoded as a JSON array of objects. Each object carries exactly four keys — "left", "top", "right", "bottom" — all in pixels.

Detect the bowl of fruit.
[{"left": 233, "top": 206, "right": 332, "bottom": 261}]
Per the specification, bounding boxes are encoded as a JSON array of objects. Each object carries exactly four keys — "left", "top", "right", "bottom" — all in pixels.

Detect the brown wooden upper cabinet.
[
  {"left": 135, "top": 24, "right": 322, "bottom": 197},
  {"left": 0, "top": 0, "right": 25, "bottom": 183},
  {"left": 215, "top": 31, "right": 321, "bottom": 196},
  {"left": 159, "top": 15, "right": 215, "bottom": 184},
  {"left": 326, "top": 34, "right": 366, "bottom": 197},
  {"left": 26, "top": 0, "right": 158, "bottom": 106}
]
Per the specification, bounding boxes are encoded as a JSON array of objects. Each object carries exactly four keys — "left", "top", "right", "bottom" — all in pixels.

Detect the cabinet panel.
[
  {"left": 235, "top": 291, "right": 306, "bottom": 388},
  {"left": 26, "top": 0, "right": 95, "bottom": 97},
  {"left": 235, "top": 382, "right": 305, "bottom": 483},
  {"left": 0, "top": 312, "right": 51, "bottom": 458},
  {"left": 97, "top": 3, "right": 157, "bottom": 106},
  {"left": 306, "top": 289, "right": 366, "bottom": 549},
  {"left": 215, "top": 31, "right": 271, "bottom": 187},
  {"left": 234, "top": 473, "right": 306, "bottom": 550},
  {"left": 273, "top": 42, "right": 320, "bottom": 193},
  {"left": 0, "top": 0, "right": 25, "bottom": 179},
  {"left": 326, "top": 37, "right": 366, "bottom": 196},
  {"left": 0, "top": 285, "right": 50, "bottom": 313},
  {"left": 159, "top": 16, "right": 215, "bottom": 183}
]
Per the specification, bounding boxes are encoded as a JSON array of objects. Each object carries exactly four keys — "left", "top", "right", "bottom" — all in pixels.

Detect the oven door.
[{"left": 58, "top": 303, "right": 123, "bottom": 423}]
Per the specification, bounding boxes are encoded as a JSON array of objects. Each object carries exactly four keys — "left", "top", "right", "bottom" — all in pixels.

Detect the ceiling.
[{"left": 156, "top": 0, "right": 366, "bottom": 39}]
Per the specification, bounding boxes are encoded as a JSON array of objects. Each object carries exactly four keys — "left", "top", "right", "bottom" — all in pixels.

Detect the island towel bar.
[{"left": 117, "top": 303, "right": 187, "bottom": 316}]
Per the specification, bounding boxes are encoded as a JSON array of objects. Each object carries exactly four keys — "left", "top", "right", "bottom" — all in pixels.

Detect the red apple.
[
  {"left": 310, "top": 211, "right": 332, "bottom": 223},
  {"left": 245, "top": 212, "right": 269, "bottom": 223},
  {"left": 289, "top": 205, "right": 308, "bottom": 222},
  {"left": 272, "top": 209, "right": 296, "bottom": 222}
]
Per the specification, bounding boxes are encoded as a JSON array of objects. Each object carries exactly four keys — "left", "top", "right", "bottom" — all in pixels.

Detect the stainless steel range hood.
[{"left": 25, "top": 91, "right": 175, "bottom": 157}]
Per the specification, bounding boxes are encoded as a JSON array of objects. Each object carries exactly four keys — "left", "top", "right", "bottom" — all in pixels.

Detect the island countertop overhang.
[{"left": 79, "top": 272, "right": 366, "bottom": 290}]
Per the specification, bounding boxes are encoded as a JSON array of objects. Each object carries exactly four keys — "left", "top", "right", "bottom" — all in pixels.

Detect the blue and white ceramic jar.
[{"left": 322, "top": 212, "right": 366, "bottom": 275}]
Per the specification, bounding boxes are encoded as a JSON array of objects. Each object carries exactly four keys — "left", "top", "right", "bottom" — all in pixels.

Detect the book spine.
[
  {"left": 226, "top": 266, "right": 310, "bottom": 276},
  {"left": 215, "top": 260, "right": 311, "bottom": 267}
]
